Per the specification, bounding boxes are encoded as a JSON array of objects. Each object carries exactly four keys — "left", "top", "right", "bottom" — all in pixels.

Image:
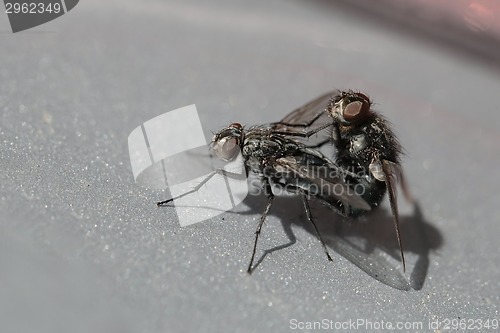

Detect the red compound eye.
[
  {"left": 342, "top": 96, "right": 370, "bottom": 122},
  {"left": 343, "top": 101, "right": 363, "bottom": 121}
]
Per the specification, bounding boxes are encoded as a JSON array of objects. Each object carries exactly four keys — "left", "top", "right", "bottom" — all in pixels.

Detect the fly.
[
  {"left": 157, "top": 101, "right": 371, "bottom": 273},
  {"left": 274, "top": 90, "right": 412, "bottom": 270},
  {"left": 325, "top": 90, "right": 412, "bottom": 271},
  {"left": 157, "top": 90, "right": 411, "bottom": 273}
]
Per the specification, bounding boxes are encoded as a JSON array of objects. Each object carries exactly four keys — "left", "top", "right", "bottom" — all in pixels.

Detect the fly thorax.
[
  {"left": 349, "top": 133, "right": 368, "bottom": 155},
  {"left": 242, "top": 138, "right": 259, "bottom": 157},
  {"left": 261, "top": 140, "right": 281, "bottom": 156}
]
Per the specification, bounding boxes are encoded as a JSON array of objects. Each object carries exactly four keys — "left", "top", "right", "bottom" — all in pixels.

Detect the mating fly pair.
[{"left": 157, "top": 90, "right": 411, "bottom": 273}]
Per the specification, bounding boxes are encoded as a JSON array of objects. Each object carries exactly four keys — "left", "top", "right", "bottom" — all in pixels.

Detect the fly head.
[
  {"left": 211, "top": 123, "right": 244, "bottom": 162},
  {"left": 328, "top": 91, "right": 373, "bottom": 125}
]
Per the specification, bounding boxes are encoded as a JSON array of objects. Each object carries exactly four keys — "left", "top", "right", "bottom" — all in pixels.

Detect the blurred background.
[{"left": 1, "top": 1, "right": 499, "bottom": 332}]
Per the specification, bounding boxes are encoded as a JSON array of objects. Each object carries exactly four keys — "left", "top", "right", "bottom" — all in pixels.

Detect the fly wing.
[
  {"left": 277, "top": 156, "right": 371, "bottom": 211},
  {"left": 381, "top": 159, "right": 407, "bottom": 271},
  {"left": 273, "top": 90, "right": 338, "bottom": 132},
  {"left": 272, "top": 91, "right": 338, "bottom": 147}
]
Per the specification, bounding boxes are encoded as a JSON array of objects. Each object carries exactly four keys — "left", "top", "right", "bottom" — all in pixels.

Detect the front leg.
[
  {"left": 272, "top": 122, "right": 332, "bottom": 139},
  {"left": 156, "top": 168, "right": 247, "bottom": 206},
  {"left": 330, "top": 122, "right": 343, "bottom": 150}
]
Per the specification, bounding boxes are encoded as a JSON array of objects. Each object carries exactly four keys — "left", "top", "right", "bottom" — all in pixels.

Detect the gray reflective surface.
[{"left": 1, "top": 0, "right": 499, "bottom": 332}]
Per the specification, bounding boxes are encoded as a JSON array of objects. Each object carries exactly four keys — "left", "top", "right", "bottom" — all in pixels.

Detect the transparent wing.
[
  {"left": 381, "top": 159, "right": 407, "bottom": 271},
  {"left": 271, "top": 91, "right": 339, "bottom": 147},
  {"left": 273, "top": 90, "right": 337, "bottom": 131},
  {"left": 276, "top": 156, "right": 371, "bottom": 211}
]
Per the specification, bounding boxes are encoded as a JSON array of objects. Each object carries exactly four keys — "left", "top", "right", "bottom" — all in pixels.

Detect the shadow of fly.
[{"left": 157, "top": 90, "right": 411, "bottom": 274}]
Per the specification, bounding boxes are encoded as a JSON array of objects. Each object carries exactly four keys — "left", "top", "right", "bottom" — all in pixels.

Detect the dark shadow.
[{"left": 236, "top": 193, "right": 442, "bottom": 290}]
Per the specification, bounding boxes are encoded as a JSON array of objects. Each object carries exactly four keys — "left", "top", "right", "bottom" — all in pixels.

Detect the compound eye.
[
  {"left": 216, "top": 137, "right": 240, "bottom": 161},
  {"left": 229, "top": 122, "right": 242, "bottom": 129},
  {"left": 343, "top": 101, "right": 363, "bottom": 121},
  {"left": 343, "top": 99, "right": 370, "bottom": 122}
]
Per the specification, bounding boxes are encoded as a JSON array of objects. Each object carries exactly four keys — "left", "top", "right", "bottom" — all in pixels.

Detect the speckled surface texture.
[{"left": 1, "top": 1, "right": 499, "bottom": 332}]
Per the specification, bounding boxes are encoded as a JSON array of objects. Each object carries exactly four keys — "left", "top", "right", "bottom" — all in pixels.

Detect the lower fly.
[{"left": 157, "top": 120, "right": 370, "bottom": 273}]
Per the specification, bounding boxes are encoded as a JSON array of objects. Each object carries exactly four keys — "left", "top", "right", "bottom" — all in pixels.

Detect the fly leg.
[
  {"left": 272, "top": 122, "right": 331, "bottom": 139},
  {"left": 156, "top": 168, "right": 246, "bottom": 206},
  {"left": 247, "top": 182, "right": 274, "bottom": 274},
  {"left": 300, "top": 191, "right": 333, "bottom": 262}
]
